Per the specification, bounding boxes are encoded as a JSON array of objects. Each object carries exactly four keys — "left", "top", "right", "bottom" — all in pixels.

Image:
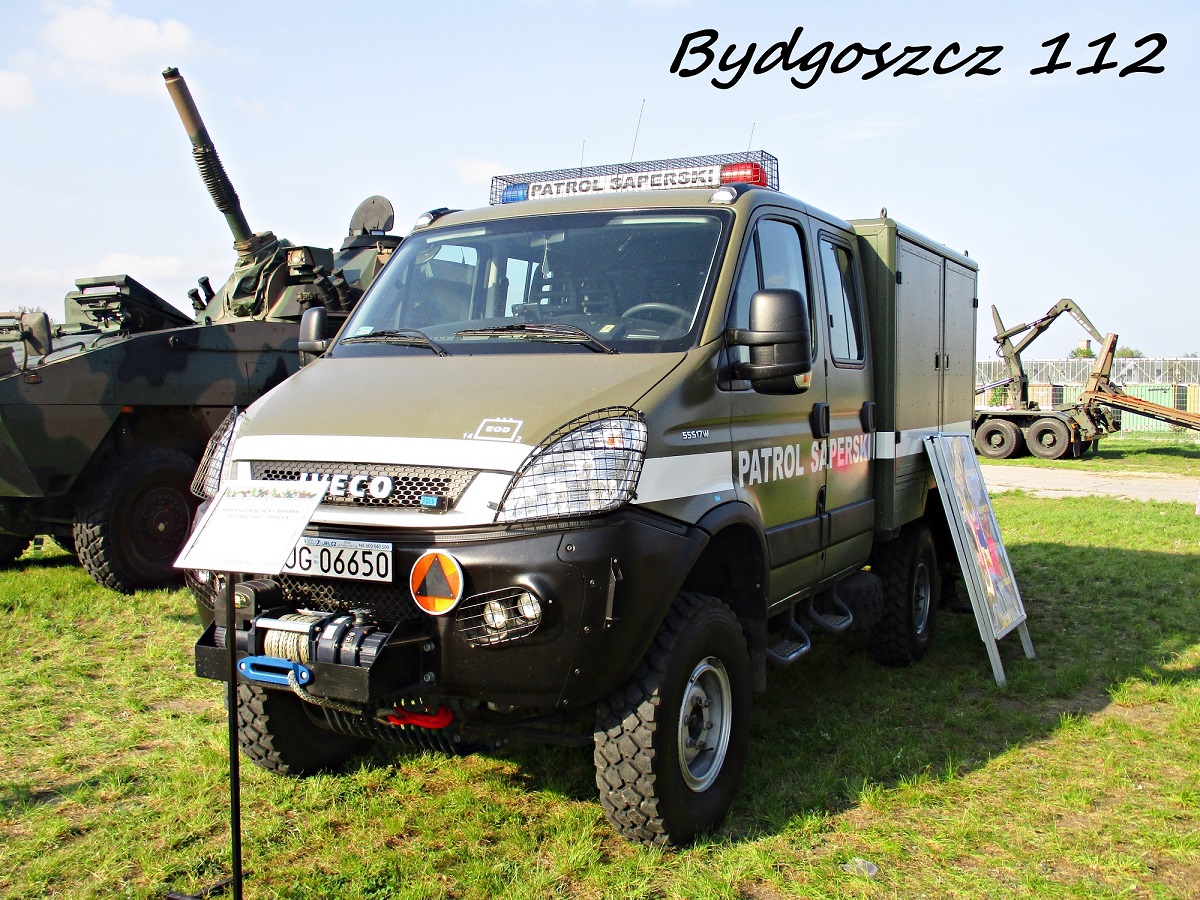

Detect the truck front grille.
[
  {"left": 278, "top": 574, "right": 422, "bottom": 626},
  {"left": 250, "top": 461, "right": 476, "bottom": 509}
]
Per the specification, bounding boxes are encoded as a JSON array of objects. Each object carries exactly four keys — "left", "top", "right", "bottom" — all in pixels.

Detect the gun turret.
[{"left": 163, "top": 67, "right": 267, "bottom": 254}]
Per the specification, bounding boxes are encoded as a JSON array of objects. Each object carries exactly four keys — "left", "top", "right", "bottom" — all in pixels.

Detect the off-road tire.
[
  {"left": 235, "top": 683, "right": 371, "bottom": 776},
  {"left": 975, "top": 419, "right": 1025, "bottom": 459},
  {"left": 1026, "top": 417, "right": 1071, "bottom": 460},
  {"left": 0, "top": 534, "right": 30, "bottom": 568},
  {"left": 73, "top": 447, "right": 198, "bottom": 592},
  {"left": 593, "top": 592, "right": 751, "bottom": 847},
  {"left": 869, "top": 523, "right": 939, "bottom": 667}
]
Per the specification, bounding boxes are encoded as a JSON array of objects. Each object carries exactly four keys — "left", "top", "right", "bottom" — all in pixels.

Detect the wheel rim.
[
  {"left": 1037, "top": 427, "right": 1061, "bottom": 450},
  {"left": 130, "top": 483, "right": 192, "bottom": 563},
  {"left": 912, "top": 562, "right": 932, "bottom": 636},
  {"left": 676, "top": 656, "right": 733, "bottom": 792}
]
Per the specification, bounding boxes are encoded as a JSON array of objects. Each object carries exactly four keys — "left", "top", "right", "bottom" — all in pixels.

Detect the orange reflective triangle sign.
[{"left": 410, "top": 551, "right": 464, "bottom": 615}]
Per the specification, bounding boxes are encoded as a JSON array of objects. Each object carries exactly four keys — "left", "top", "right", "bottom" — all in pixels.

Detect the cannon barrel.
[{"left": 162, "top": 67, "right": 254, "bottom": 246}]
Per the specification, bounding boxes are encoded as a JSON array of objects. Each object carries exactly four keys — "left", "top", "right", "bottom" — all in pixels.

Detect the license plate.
[{"left": 281, "top": 537, "right": 393, "bottom": 583}]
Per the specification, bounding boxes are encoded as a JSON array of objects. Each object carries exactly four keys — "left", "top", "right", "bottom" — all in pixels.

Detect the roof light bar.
[{"left": 489, "top": 151, "right": 779, "bottom": 205}]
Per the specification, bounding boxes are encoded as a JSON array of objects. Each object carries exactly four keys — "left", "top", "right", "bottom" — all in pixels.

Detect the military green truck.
[
  {"left": 187, "top": 152, "right": 977, "bottom": 846},
  {"left": 0, "top": 68, "right": 399, "bottom": 591}
]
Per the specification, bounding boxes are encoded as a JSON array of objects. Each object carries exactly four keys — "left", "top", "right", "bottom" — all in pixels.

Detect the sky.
[{"left": 1, "top": 1, "right": 1196, "bottom": 360}]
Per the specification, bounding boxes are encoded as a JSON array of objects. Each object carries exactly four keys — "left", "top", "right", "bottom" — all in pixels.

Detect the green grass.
[
  {"left": 978, "top": 431, "right": 1200, "bottom": 477},
  {"left": 2, "top": 495, "right": 1199, "bottom": 898}
]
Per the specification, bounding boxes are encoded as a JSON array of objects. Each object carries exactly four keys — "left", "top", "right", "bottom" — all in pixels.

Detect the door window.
[
  {"left": 819, "top": 240, "right": 864, "bottom": 363},
  {"left": 729, "top": 218, "right": 812, "bottom": 333}
]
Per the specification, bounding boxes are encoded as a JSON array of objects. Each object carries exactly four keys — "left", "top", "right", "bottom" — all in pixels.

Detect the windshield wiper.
[
  {"left": 454, "top": 323, "right": 617, "bottom": 354},
  {"left": 341, "top": 328, "right": 450, "bottom": 357}
]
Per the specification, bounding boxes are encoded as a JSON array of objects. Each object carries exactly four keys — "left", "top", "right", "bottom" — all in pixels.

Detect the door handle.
[{"left": 811, "top": 403, "right": 831, "bottom": 439}]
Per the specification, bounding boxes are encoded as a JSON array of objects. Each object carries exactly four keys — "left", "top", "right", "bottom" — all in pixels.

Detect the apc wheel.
[
  {"left": 593, "top": 592, "right": 751, "bottom": 847},
  {"left": 0, "top": 534, "right": 30, "bottom": 568},
  {"left": 73, "top": 447, "right": 199, "bottom": 593},
  {"left": 235, "top": 683, "right": 371, "bottom": 775},
  {"left": 869, "top": 523, "right": 939, "bottom": 667},
  {"left": 974, "top": 419, "right": 1025, "bottom": 459},
  {"left": 1026, "top": 417, "right": 1072, "bottom": 460}
]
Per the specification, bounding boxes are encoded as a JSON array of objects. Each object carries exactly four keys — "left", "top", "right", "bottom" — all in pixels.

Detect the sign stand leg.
[
  {"left": 224, "top": 572, "right": 245, "bottom": 900},
  {"left": 1017, "top": 622, "right": 1036, "bottom": 659},
  {"left": 164, "top": 573, "right": 244, "bottom": 900}
]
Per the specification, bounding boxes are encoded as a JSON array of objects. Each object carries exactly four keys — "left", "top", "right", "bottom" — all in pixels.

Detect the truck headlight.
[
  {"left": 495, "top": 408, "right": 647, "bottom": 524},
  {"left": 191, "top": 408, "right": 246, "bottom": 500}
]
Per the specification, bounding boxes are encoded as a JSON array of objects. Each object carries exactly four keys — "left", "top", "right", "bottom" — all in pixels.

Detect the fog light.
[
  {"left": 483, "top": 599, "right": 508, "bottom": 631},
  {"left": 457, "top": 587, "right": 545, "bottom": 647},
  {"left": 516, "top": 591, "right": 542, "bottom": 623}
]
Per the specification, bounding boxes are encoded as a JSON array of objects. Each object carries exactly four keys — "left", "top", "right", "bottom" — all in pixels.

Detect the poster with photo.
[{"left": 925, "top": 434, "right": 1034, "bottom": 685}]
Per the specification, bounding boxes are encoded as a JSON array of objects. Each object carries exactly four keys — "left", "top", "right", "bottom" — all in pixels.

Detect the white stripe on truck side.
[{"left": 874, "top": 423, "right": 972, "bottom": 460}]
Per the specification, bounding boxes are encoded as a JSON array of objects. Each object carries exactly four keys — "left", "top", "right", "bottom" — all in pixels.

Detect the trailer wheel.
[
  {"left": 974, "top": 419, "right": 1025, "bottom": 459},
  {"left": 73, "top": 447, "right": 199, "bottom": 593},
  {"left": 0, "top": 534, "right": 30, "bottom": 569},
  {"left": 869, "top": 523, "right": 939, "bottom": 667},
  {"left": 1026, "top": 417, "right": 1071, "bottom": 460},
  {"left": 235, "top": 683, "right": 371, "bottom": 775},
  {"left": 593, "top": 592, "right": 751, "bottom": 847}
]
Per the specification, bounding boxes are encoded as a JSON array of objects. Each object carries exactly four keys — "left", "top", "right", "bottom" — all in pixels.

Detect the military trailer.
[
  {"left": 0, "top": 68, "right": 399, "bottom": 591},
  {"left": 187, "top": 152, "right": 977, "bottom": 846}
]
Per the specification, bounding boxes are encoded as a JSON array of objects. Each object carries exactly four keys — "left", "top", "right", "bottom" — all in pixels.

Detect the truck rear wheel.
[
  {"left": 974, "top": 419, "right": 1025, "bottom": 459},
  {"left": 869, "top": 523, "right": 939, "bottom": 667},
  {"left": 1026, "top": 417, "right": 1071, "bottom": 460},
  {"left": 73, "top": 447, "right": 199, "bottom": 593},
  {"left": 235, "top": 683, "right": 371, "bottom": 775},
  {"left": 593, "top": 592, "right": 751, "bottom": 847}
]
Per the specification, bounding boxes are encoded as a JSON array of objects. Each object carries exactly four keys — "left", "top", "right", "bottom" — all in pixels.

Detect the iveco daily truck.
[{"left": 187, "top": 152, "right": 978, "bottom": 846}]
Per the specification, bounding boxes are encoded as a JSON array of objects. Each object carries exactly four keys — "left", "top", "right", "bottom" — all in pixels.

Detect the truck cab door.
[
  {"left": 814, "top": 231, "right": 875, "bottom": 580},
  {"left": 725, "top": 214, "right": 827, "bottom": 606}
]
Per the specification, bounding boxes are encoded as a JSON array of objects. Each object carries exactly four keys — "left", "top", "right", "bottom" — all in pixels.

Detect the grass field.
[
  {"left": 2, "top": 493, "right": 1198, "bottom": 899},
  {"left": 977, "top": 432, "right": 1200, "bottom": 477}
]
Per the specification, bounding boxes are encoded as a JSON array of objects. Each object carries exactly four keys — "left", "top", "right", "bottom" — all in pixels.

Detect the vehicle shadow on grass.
[{"left": 356, "top": 542, "right": 1200, "bottom": 844}]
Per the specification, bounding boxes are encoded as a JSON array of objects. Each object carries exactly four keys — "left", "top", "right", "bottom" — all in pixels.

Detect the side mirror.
[
  {"left": 297, "top": 305, "right": 329, "bottom": 367},
  {"left": 727, "top": 289, "right": 812, "bottom": 394},
  {"left": 20, "top": 311, "right": 54, "bottom": 361}
]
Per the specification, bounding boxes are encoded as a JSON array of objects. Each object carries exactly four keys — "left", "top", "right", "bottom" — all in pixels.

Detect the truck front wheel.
[
  {"left": 869, "top": 523, "right": 939, "bottom": 667},
  {"left": 73, "top": 447, "right": 198, "bottom": 593},
  {"left": 1026, "top": 417, "right": 1071, "bottom": 460},
  {"left": 593, "top": 592, "right": 751, "bottom": 847},
  {"left": 975, "top": 419, "right": 1025, "bottom": 459},
  {"left": 236, "top": 683, "right": 371, "bottom": 775}
]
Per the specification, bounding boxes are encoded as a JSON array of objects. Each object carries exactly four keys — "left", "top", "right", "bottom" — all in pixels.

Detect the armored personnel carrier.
[{"left": 0, "top": 68, "right": 399, "bottom": 592}]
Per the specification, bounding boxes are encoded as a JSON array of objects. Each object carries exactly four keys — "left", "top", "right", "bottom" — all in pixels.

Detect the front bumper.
[{"left": 195, "top": 507, "right": 706, "bottom": 711}]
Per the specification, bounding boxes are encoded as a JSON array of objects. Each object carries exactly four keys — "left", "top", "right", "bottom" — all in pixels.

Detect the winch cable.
[
  {"left": 261, "top": 613, "right": 363, "bottom": 716},
  {"left": 285, "top": 669, "right": 363, "bottom": 716},
  {"left": 262, "top": 613, "right": 316, "bottom": 663}
]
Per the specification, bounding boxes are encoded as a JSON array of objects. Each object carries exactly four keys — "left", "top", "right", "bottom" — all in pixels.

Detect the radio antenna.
[
  {"left": 580, "top": 139, "right": 586, "bottom": 175},
  {"left": 629, "top": 99, "right": 645, "bottom": 162},
  {"left": 746, "top": 123, "right": 756, "bottom": 152}
]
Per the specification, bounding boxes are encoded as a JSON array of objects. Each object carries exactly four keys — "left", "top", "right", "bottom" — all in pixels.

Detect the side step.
[
  {"left": 765, "top": 609, "right": 811, "bottom": 666},
  {"left": 806, "top": 590, "right": 853, "bottom": 634}
]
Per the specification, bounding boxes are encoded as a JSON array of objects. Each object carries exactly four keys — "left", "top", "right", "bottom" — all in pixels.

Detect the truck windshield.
[{"left": 336, "top": 210, "right": 728, "bottom": 355}]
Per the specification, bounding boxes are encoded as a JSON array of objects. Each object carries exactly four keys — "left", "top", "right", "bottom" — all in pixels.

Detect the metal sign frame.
[{"left": 924, "top": 433, "right": 1035, "bottom": 686}]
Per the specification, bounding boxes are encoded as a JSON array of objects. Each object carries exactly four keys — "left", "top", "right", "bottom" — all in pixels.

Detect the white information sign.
[
  {"left": 174, "top": 480, "right": 327, "bottom": 575},
  {"left": 924, "top": 434, "right": 1035, "bottom": 687}
]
